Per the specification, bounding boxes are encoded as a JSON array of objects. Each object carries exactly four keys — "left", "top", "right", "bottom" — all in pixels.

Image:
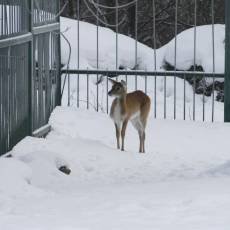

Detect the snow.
[
  {"left": 60, "top": 17, "right": 159, "bottom": 70},
  {"left": 1, "top": 107, "right": 230, "bottom": 229},
  {"left": 60, "top": 17, "right": 224, "bottom": 122},
  {"left": 0, "top": 14, "right": 229, "bottom": 230},
  {"left": 60, "top": 18, "right": 225, "bottom": 74},
  {"left": 164, "top": 24, "right": 225, "bottom": 74}
]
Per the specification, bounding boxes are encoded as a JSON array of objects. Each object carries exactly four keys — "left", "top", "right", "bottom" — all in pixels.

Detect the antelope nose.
[{"left": 108, "top": 91, "right": 112, "bottom": 96}]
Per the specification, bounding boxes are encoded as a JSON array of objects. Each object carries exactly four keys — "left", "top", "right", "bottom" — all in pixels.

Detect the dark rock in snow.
[{"left": 59, "top": 166, "right": 71, "bottom": 175}]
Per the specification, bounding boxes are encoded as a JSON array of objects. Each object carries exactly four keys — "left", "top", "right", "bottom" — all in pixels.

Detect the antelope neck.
[
  {"left": 117, "top": 94, "right": 126, "bottom": 104},
  {"left": 117, "top": 94, "right": 127, "bottom": 114}
]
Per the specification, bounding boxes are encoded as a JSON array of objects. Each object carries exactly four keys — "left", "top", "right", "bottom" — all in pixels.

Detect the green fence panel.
[{"left": 0, "top": 0, "right": 60, "bottom": 156}]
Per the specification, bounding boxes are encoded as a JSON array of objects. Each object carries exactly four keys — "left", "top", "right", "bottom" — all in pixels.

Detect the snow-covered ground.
[
  {"left": 1, "top": 107, "right": 230, "bottom": 229},
  {"left": 60, "top": 17, "right": 225, "bottom": 121},
  {"left": 0, "top": 15, "right": 228, "bottom": 230}
]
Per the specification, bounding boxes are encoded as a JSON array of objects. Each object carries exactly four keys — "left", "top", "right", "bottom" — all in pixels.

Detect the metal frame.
[
  {"left": 61, "top": 68, "right": 223, "bottom": 122},
  {"left": 62, "top": 69, "right": 224, "bottom": 78},
  {"left": 0, "top": 0, "right": 29, "bottom": 40}
]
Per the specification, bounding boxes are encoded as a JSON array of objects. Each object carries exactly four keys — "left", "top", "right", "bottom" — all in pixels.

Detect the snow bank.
[
  {"left": 9, "top": 136, "right": 70, "bottom": 190},
  {"left": 2, "top": 106, "right": 230, "bottom": 190},
  {"left": 1, "top": 107, "right": 230, "bottom": 229},
  {"left": 60, "top": 17, "right": 165, "bottom": 70},
  {"left": 61, "top": 17, "right": 225, "bottom": 74},
  {"left": 164, "top": 24, "right": 225, "bottom": 74},
  {"left": 8, "top": 106, "right": 230, "bottom": 187}
]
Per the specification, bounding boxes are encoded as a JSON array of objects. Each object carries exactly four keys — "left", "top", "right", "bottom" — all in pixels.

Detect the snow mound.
[
  {"left": 0, "top": 157, "right": 31, "bottom": 193},
  {"left": 61, "top": 17, "right": 166, "bottom": 70},
  {"left": 61, "top": 17, "right": 225, "bottom": 74},
  {"left": 10, "top": 137, "right": 70, "bottom": 190},
  {"left": 0, "top": 106, "right": 228, "bottom": 190},
  {"left": 164, "top": 24, "right": 225, "bottom": 74}
]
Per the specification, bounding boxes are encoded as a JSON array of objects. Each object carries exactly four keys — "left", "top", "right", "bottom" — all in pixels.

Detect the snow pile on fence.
[
  {"left": 60, "top": 17, "right": 164, "bottom": 70},
  {"left": 60, "top": 17, "right": 225, "bottom": 73},
  {"left": 164, "top": 24, "right": 225, "bottom": 75}
]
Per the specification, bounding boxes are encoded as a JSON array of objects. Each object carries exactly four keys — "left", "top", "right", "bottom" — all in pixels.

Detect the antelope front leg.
[
  {"left": 143, "top": 131, "right": 145, "bottom": 153},
  {"left": 138, "top": 131, "right": 142, "bottom": 153},
  {"left": 115, "top": 123, "right": 120, "bottom": 149},
  {"left": 121, "top": 119, "right": 128, "bottom": 151},
  {"left": 138, "top": 130, "right": 145, "bottom": 153},
  {"left": 142, "top": 131, "right": 146, "bottom": 153}
]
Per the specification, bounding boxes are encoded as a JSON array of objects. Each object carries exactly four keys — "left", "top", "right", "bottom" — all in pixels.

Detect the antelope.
[{"left": 108, "top": 79, "right": 151, "bottom": 153}]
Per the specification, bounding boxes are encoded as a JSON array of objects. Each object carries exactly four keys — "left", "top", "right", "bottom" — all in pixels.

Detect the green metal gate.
[{"left": 0, "top": 0, "right": 61, "bottom": 155}]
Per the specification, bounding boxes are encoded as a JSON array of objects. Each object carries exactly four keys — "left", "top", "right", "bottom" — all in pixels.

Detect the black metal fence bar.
[
  {"left": 225, "top": 0, "right": 230, "bottom": 122},
  {"left": 174, "top": 0, "right": 178, "bottom": 120},
  {"left": 62, "top": 69, "right": 224, "bottom": 78},
  {"left": 135, "top": 0, "right": 138, "bottom": 91},
  {"left": 77, "top": 0, "right": 80, "bottom": 109},
  {"left": 96, "top": 0, "right": 99, "bottom": 112}
]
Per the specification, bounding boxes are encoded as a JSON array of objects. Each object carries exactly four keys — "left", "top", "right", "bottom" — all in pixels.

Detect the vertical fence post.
[
  {"left": 29, "top": 0, "right": 34, "bottom": 134},
  {"left": 57, "top": 0, "right": 62, "bottom": 106},
  {"left": 225, "top": 0, "right": 230, "bottom": 122}
]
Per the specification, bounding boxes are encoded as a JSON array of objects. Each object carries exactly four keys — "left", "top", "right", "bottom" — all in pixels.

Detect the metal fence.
[
  {"left": 0, "top": 0, "right": 29, "bottom": 39},
  {"left": 0, "top": 0, "right": 60, "bottom": 155},
  {"left": 61, "top": 0, "right": 229, "bottom": 123}
]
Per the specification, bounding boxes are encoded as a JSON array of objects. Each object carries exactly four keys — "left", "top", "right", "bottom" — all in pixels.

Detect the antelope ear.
[
  {"left": 121, "top": 80, "right": 126, "bottom": 87},
  {"left": 108, "top": 78, "right": 117, "bottom": 85}
]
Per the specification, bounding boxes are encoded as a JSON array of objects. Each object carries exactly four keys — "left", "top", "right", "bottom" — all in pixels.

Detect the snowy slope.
[{"left": 0, "top": 107, "right": 230, "bottom": 229}]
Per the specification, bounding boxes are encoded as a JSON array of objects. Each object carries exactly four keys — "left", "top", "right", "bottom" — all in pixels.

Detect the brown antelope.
[{"left": 108, "top": 79, "right": 151, "bottom": 153}]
